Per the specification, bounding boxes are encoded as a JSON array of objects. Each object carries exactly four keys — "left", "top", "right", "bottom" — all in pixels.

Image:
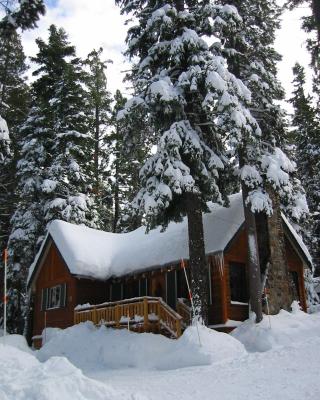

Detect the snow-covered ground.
[{"left": 1, "top": 305, "right": 320, "bottom": 400}]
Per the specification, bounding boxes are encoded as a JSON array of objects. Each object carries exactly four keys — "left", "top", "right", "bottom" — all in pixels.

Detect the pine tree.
[
  {"left": 8, "top": 25, "right": 97, "bottom": 333},
  {"left": 7, "top": 103, "right": 46, "bottom": 333},
  {"left": 286, "top": 0, "right": 320, "bottom": 277},
  {"left": 215, "top": 0, "right": 309, "bottom": 315},
  {"left": 216, "top": 0, "right": 307, "bottom": 221},
  {"left": 0, "top": 115, "right": 11, "bottom": 251},
  {"left": 0, "top": 0, "right": 44, "bottom": 333},
  {"left": 109, "top": 89, "right": 150, "bottom": 232},
  {"left": 0, "top": 115, "right": 11, "bottom": 330},
  {"left": 116, "top": 0, "right": 261, "bottom": 322},
  {"left": 289, "top": 63, "right": 320, "bottom": 274},
  {"left": 0, "top": 0, "right": 45, "bottom": 34},
  {"left": 30, "top": 25, "right": 97, "bottom": 227},
  {"left": 0, "top": 29, "right": 29, "bottom": 255},
  {"left": 84, "top": 48, "right": 113, "bottom": 230}
]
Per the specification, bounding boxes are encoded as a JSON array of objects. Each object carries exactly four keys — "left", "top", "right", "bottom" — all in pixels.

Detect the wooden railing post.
[
  {"left": 156, "top": 300, "right": 161, "bottom": 332},
  {"left": 93, "top": 307, "right": 97, "bottom": 325},
  {"left": 176, "top": 319, "right": 182, "bottom": 338},
  {"left": 143, "top": 298, "right": 149, "bottom": 331}
]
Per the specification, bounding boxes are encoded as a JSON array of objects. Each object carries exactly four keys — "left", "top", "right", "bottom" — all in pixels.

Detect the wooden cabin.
[{"left": 27, "top": 193, "right": 311, "bottom": 348}]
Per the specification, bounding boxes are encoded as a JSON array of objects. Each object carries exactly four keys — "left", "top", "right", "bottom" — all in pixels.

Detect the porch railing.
[{"left": 74, "top": 296, "right": 183, "bottom": 338}]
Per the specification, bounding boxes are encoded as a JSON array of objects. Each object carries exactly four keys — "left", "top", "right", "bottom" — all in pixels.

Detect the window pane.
[{"left": 46, "top": 285, "right": 62, "bottom": 309}]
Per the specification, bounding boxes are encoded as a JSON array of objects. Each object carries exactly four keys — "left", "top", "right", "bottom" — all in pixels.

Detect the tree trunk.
[
  {"left": 113, "top": 159, "right": 120, "bottom": 233},
  {"left": 94, "top": 104, "right": 100, "bottom": 192},
  {"left": 241, "top": 183, "right": 263, "bottom": 323},
  {"left": 186, "top": 192, "right": 208, "bottom": 324}
]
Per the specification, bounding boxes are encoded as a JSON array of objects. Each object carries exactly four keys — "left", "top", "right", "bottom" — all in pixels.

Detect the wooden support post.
[
  {"left": 176, "top": 319, "right": 182, "bottom": 338},
  {"left": 143, "top": 298, "right": 149, "bottom": 331}
]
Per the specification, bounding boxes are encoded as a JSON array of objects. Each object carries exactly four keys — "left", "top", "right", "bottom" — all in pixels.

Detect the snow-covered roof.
[
  {"left": 28, "top": 192, "right": 311, "bottom": 285},
  {"left": 28, "top": 193, "right": 244, "bottom": 284}
]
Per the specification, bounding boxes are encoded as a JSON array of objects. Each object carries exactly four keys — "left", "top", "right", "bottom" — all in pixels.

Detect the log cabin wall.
[{"left": 32, "top": 243, "right": 77, "bottom": 341}]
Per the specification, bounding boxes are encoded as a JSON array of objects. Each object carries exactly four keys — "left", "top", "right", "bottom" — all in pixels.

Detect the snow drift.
[
  {"left": 37, "top": 322, "right": 246, "bottom": 371},
  {"left": 0, "top": 343, "right": 146, "bottom": 400},
  {"left": 231, "top": 302, "right": 320, "bottom": 352},
  {"left": 1, "top": 308, "right": 320, "bottom": 400}
]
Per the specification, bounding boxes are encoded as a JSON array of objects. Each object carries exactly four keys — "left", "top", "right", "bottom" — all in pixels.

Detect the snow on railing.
[{"left": 74, "top": 296, "right": 182, "bottom": 338}]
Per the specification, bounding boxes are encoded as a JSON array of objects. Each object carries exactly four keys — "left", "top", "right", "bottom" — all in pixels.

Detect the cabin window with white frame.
[{"left": 41, "top": 283, "right": 66, "bottom": 310}]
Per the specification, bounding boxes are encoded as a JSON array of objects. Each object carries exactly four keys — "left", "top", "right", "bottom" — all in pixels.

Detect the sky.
[{"left": 21, "top": 0, "right": 313, "bottom": 106}]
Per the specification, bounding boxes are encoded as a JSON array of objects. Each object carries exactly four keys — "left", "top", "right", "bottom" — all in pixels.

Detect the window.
[
  {"left": 229, "top": 262, "right": 248, "bottom": 303},
  {"left": 41, "top": 284, "right": 66, "bottom": 310}
]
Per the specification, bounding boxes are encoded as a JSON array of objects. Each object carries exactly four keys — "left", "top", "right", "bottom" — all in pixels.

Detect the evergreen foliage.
[
  {"left": 0, "top": 115, "right": 11, "bottom": 252},
  {"left": 0, "top": 29, "right": 29, "bottom": 254},
  {"left": 289, "top": 63, "right": 320, "bottom": 273},
  {"left": 84, "top": 48, "right": 113, "bottom": 230},
  {"left": 7, "top": 102, "right": 45, "bottom": 333},
  {"left": 116, "top": 0, "right": 262, "bottom": 322},
  {"left": 0, "top": 0, "right": 45, "bottom": 34},
  {"left": 216, "top": 0, "right": 308, "bottom": 222},
  {"left": 0, "top": 0, "right": 45, "bottom": 333},
  {"left": 109, "top": 89, "right": 149, "bottom": 232},
  {"left": 7, "top": 25, "right": 97, "bottom": 333},
  {"left": 30, "top": 25, "right": 97, "bottom": 227}
]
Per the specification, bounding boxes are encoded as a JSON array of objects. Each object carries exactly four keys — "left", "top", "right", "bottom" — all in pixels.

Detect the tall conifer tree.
[
  {"left": 0, "top": 0, "right": 45, "bottom": 333},
  {"left": 110, "top": 89, "right": 150, "bottom": 232},
  {"left": 215, "top": 0, "right": 308, "bottom": 314},
  {"left": 30, "top": 25, "right": 97, "bottom": 227},
  {"left": 290, "top": 63, "right": 320, "bottom": 274},
  {"left": 8, "top": 25, "right": 97, "bottom": 333},
  {"left": 84, "top": 48, "right": 113, "bottom": 230},
  {"left": 116, "top": 0, "right": 261, "bottom": 322},
  {"left": 0, "top": 29, "right": 29, "bottom": 255}
]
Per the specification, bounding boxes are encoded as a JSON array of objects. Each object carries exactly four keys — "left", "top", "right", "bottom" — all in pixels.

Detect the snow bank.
[
  {"left": 0, "top": 343, "right": 145, "bottom": 400},
  {"left": 37, "top": 322, "right": 246, "bottom": 372},
  {"left": 231, "top": 302, "right": 320, "bottom": 352},
  {"left": 0, "top": 334, "right": 32, "bottom": 354}
]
